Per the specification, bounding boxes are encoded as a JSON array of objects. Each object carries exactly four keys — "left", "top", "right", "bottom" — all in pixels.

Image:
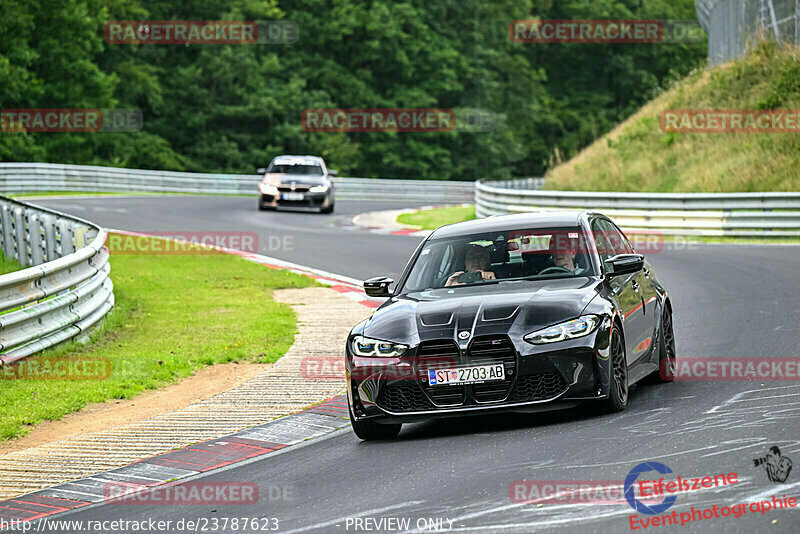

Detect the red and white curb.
[
  {"left": 0, "top": 397, "right": 350, "bottom": 528},
  {"left": 341, "top": 204, "right": 471, "bottom": 237},
  {"left": 0, "top": 230, "right": 377, "bottom": 529}
]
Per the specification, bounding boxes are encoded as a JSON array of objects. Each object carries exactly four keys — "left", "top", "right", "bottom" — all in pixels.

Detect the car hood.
[
  {"left": 264, "top": 173, "right": 328, "bottom": 185},
  {"left": 362, "top": 277, "right": 602, "bottom": 347}
]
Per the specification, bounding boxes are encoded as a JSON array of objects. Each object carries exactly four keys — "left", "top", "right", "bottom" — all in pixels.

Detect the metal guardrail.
[
  {"left": 0, "top": 163, "right": 475, "bottom": 203},
  {"left": 476, "top": 178, "right": 800, "bottom": 237},
  {"left": 0, "top": 196, "right": 113, "bottom": 366}
]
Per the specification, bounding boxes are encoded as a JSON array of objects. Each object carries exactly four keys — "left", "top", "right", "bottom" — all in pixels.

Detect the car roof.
[
  {"left": 429, "top": 210, "right": 590, "bottom": 239},
  {"left": 271, "top": 155, "right": 324, "bottom": 164}
]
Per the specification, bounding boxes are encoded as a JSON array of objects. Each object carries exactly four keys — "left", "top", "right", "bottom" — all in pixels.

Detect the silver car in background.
[{"left": 257, "top": 155, "right": 336, "bottom": 213}]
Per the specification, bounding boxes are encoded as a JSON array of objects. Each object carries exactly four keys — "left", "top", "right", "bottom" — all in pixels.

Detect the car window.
[
  {"left": 400, "top": 227, "right": 595, "bottom": 293},
  {"left": 592, "top": 219, "right": 613, "bottom": 266},
  {"left": 268, "top": 163, "right": 324, "bottom": 175},
  {"left": 594, "top": 219, "right": 633, "bottom": 273},
  {"left": 601, "top": 219, "right": 633, "bottom": 255}
]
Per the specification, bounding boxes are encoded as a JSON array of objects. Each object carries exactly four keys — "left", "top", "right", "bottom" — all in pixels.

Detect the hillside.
[{"left": 545, "top": 42, "right": 800, "bottom": 192}]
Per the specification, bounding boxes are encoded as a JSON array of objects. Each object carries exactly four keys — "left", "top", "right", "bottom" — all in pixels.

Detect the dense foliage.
[{"left": 0, "top": 0, "right": 705, "bottom": 179}]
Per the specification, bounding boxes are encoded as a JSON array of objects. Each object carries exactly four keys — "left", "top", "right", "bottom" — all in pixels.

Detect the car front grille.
[
  {"left": 277, "top": 184, "right": 311, "bottom": 192},
  {"left": 469, "top": 336, "right": 516, "bottom": 402},
  {"left": 417, "top": 340, "right": 464, "bottom": 406},
  {"left": 377, "top": 382, "right": 433, "bottom": 413},
  {"left": 508, "top": 372, "right": 569, "bottom": 403},
  {"left": 375, "top": 338, "right": 568, "bottom": 413}
]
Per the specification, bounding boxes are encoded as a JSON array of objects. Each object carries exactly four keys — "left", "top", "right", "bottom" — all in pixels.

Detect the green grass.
[
  {"left": 0, "top": 251, "right": 22, "bottom": 275},
  {"left": 0, "top": 234, "right": 317, "bottom": 441},
  {"left": 397, "top": 205, "right": 476, "bottom": 230},
  {"left": 546, "top": 41, "right": 800, "bottom": 192}
]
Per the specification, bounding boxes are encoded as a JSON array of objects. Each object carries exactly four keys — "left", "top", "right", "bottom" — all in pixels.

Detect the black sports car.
[{"left": 345, "top": 211, "right": 676, "bottom": 440}]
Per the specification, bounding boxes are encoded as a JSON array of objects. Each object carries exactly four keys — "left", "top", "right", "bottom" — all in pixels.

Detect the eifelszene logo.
[{"left": 624, "top": 462, "right": 678, "bottom": 515}]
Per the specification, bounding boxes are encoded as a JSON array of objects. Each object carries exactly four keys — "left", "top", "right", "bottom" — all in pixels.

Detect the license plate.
[
  {"left": 428, "top": 364, "right": 505, "bottom": 386},
  {"left": 282, "top": 192, "right": 304, "bottom": 201}
]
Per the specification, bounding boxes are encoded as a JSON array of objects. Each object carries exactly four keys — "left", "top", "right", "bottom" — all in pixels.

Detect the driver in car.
[
  {"left": 547, "top": 233, "right": 586, "bottom": 274},
  {"left": 445, "top": 244, "right": 496, "bottom": 286}
]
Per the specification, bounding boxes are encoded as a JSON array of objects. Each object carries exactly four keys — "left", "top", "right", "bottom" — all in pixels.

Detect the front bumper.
[
  {"left": 346, "top": 319, "right": 613, "bottom": 423},
  {"left": 259, "top": 191, "right": 332, "bottom": 210}
]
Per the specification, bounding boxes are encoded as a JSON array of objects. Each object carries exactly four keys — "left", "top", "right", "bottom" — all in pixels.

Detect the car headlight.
[
  {"left": 259, "top": 182, "right": 278, "bottom": 194},
  {"left": 310, "top": 184, "right": 329, "bottom": 193},
  {"left": 523, "top": 315, "right": 600, "bottom": 345},
  {"left": 351, "top": 336, "right": 408, "bottom": 357}
]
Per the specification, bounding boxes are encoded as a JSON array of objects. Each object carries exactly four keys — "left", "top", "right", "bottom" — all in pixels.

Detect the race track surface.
[{"left": 31, "top": 196, "right": 800, "bottom": 533}]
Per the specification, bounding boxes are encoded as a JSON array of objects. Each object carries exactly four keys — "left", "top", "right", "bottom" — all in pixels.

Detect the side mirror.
[
  {"left": 328, "top": 169, "right": 339, "bottom": 176},
  {"left": 364, "top": 276, "right": 394, "bottom": 298},
  {"left": 605, "top": 254, "right": 644, "bottom": 277},
  {"left": 257, "top": 168, "right": 267, "bottom": 174}
]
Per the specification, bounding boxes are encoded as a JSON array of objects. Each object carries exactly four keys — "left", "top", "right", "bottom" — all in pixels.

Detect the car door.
[
  {"left": 594, "top": 218, "right": 646, "bottom": 365},
  {"left": 614, "top": 223, "right": 660, "bottom": 359}
]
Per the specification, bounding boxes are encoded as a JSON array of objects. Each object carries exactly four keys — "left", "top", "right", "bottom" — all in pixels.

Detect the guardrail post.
[
  {"left": 41, "top": 214, "right": 58, "bottom": 261},
  {"left": 1, "top": 204, "right": 14, "bottom": 260},
  {"left": 73, "top": 224, "right": 87, "bottom": 249},
  {"left": 29, "top": 213, "right": 44, "bottom": 265},
  {"left": 13, "top": 207, "right": 28, "bottom": 266},
  {"left": 58, "top": 219, "right": 74, "bottom": 255}
]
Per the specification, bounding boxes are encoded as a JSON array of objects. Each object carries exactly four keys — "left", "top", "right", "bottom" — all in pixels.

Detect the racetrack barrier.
[
  {"left": 0, "top": 162, "right": 475, "bottom": 203},
  {"left": 0, "top": 195, "right": 114, "bottom": 367},
  {"left": 476, "top": 178, "right": 800, "bottom": 238}
]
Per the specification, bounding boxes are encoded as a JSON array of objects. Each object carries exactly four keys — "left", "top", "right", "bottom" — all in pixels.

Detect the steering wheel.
[{"left": 538, "top": 266, "right": 573, "bottom": 275}]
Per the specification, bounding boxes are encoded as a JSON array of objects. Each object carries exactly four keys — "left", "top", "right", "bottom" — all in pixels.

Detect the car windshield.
[
  {"left": 399, "top": 226, "right": 596, "bottom": 293},
  {"left": 268, "top": 163, "right": 323, "bottom": 175}
]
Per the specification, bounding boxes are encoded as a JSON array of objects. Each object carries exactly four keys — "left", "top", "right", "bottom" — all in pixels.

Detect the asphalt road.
[{"left": 31, "top": 196, "right": 800, "bottom": 534}]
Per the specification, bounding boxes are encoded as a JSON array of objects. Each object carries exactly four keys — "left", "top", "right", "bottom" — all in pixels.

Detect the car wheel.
[
  {"left": 349, "top": 408, "right": 401, "bottom": 441},
  {"left": 258, "top": 196, "right": 273, "bottom": 211},
  {"left": 321, "top": 203, "right": 334, "bottom": 214},
  {"left": 648, "top": 305, "right": 676, "bottom": 383},
  {"left": 602, "top": 327, "right": 628, "bottom": 412}
]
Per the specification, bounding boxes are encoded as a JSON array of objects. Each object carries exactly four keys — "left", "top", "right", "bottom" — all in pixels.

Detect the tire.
[
  {"left": 321, "top": 202, "right": 334, "bottom": 214},
  {"left": 647, "top": 305, "right": 676, "bottom": 383},
  {"left": 349, "top": 408, "right": 401, "bottom": 441},
  {"left": 602, "top": 326, "right": 628, "bottom": 413},
  {"left": 258, "top": 196, "right": 273, "bottom": 211}
]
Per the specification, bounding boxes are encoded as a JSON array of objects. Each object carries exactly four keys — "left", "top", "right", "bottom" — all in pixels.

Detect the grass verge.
[
  {"left": 545, "top": 41, "right": 800, "bottom": 192},
  {"left": 0, "top": 252, "right": 22, "bottom": 275},
  {"left": 397, "top": 205, "right": 476, "bottom": 230},
  {"left": 0, "top": 234, "right": 316, "bottom": 441}
]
